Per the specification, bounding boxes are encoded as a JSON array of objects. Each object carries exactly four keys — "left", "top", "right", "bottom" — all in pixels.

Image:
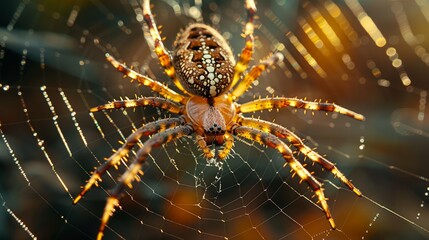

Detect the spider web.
[{"left": 1, "top": 0, "right": 429, "bottom": 239}]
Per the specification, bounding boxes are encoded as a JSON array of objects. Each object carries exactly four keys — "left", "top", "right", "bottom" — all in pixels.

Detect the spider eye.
[{"left": 203, "top": 107, "right": 226, "bottom": 136}]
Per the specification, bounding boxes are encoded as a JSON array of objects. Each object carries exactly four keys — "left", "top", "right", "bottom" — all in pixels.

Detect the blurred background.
[{"left": 1, "top": 0, "right": 429, "bottom": 239}]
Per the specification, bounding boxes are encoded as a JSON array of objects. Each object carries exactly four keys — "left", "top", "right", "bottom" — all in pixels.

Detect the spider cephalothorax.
[{"left": 73, "top": 0, "right": 365, "bottom": 239}]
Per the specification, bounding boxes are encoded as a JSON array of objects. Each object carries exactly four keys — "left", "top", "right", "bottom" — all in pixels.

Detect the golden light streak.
[
  {"left": 286, "top": 32, "right": 327, "bottom": 78},
  {"left": 272, "top": 43, "right": 293, "bottom": 78},
  {"left": 393, "top": 2, "right": 429, "bottom": 66},
  {"left": 391, "top": 2, "right": 419, "bottom": 46},
  {"left": 342, "top": 54, "right": 356, "bottom": 70},
  {"left": 304, "top": 2, "right": 344, "bottom": 52},
  {"left": 385, "top": 47, "right": 412, "bottom": 86},
  {"left": 415, "top": 0, "right": 429, "bottom": 24},
  {"left": 263, "top": 10, "right": 308, "bottom": 78},
  {"left": 344, "top": 0, "right": 386, "bottom": 47},
  {"left": 297, "top": 17, "right": 330, "bottom": 56},
  {"left": 324, "top": 0, "right": 358, "bottom": 42},
  {"left": 277, "top": 42, "right": 307, "bottom": 78}
]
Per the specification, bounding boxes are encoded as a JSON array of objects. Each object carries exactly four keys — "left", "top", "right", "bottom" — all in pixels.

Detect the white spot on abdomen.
[
  {"left": 208, "top": 73, "right": 214, "bottom": 80},
  {"left": 207, "top": 66, "right": 215, "bottom": 72},
  {"left": 210, "top": 86, "right": 216, "bottom": 96}
]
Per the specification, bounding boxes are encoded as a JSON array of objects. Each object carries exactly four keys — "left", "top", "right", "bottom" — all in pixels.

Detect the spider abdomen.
[{"left": 174, "top": 23, "right": 235, "bottom": 98}]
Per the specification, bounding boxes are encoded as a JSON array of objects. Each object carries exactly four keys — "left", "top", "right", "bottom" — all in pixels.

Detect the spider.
[{"left": 73, "top": 0, "right": 365, "bottom": 239}]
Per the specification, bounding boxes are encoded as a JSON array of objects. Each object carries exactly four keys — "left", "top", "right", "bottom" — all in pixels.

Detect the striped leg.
[
  {"left": 218, "top": 132, "right": 234, "bottom": 160},
  {"left": 142, "top": 0, "right": 191, "bottom": 96},
  {"left": 96, "top": 125, "right": 193, "bottom": 240},
  {"left": 89, "top": 96, "right": 183, "bottom": 114},
  {"left": 231, "top": 53, "right": 284, "bottom": 99},
  {"left": 196, "top": 134, "right": 215, "bottom": 159},
  {"left": 239, "top": 97, "right": 365, "bottom": 121},
  {"left": 239, "top": 117, "right": 361, "bottom": 196},
  {"left": 233, "top": 126, "right": 336, "bottom": 229},
  {"left": 106, "top": 54, "right": 187, "bottom": 104},
  {"left": 231, "top": 0, "right": 257, "bottom": 89},
  {"left": 73, "top": 117, "right": 184, "bottom": 205}
]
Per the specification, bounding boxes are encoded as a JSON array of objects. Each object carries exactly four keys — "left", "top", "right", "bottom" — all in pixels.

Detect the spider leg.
[
  {"left": 233, "top": 126, "right": 336, "bottom": 229},
  {"left": 230, "top": 0, "right": 257, "bottom": 89},
  {"left": 89, "top": 96, "right": 183, "bottom": 114},
  {"left": 96, "top": 125, "right": 193, "bottom": 240},
  {"left": 142, "top": 0, "right": 191, "bottom": 96},
  {"left": 106, "top": 54, "right": 187, "bottom": 104},
  {"left": 196, "top": 135, "right": 215, "bottom": 159},
  {"left": 231, "top": 53, "right": 284, "bottom": 99},
  {"left": 239, "top": 97, "right": 365, "bottom": 121},
  {"left": 239, "top": 117, "right": 361, "bottom": 196},
  {"left": 218, "top": 132, "right": 234, "bottom": 160},
  {"left": 73, "top": 117, "right": 185, "bottom": 205}
]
